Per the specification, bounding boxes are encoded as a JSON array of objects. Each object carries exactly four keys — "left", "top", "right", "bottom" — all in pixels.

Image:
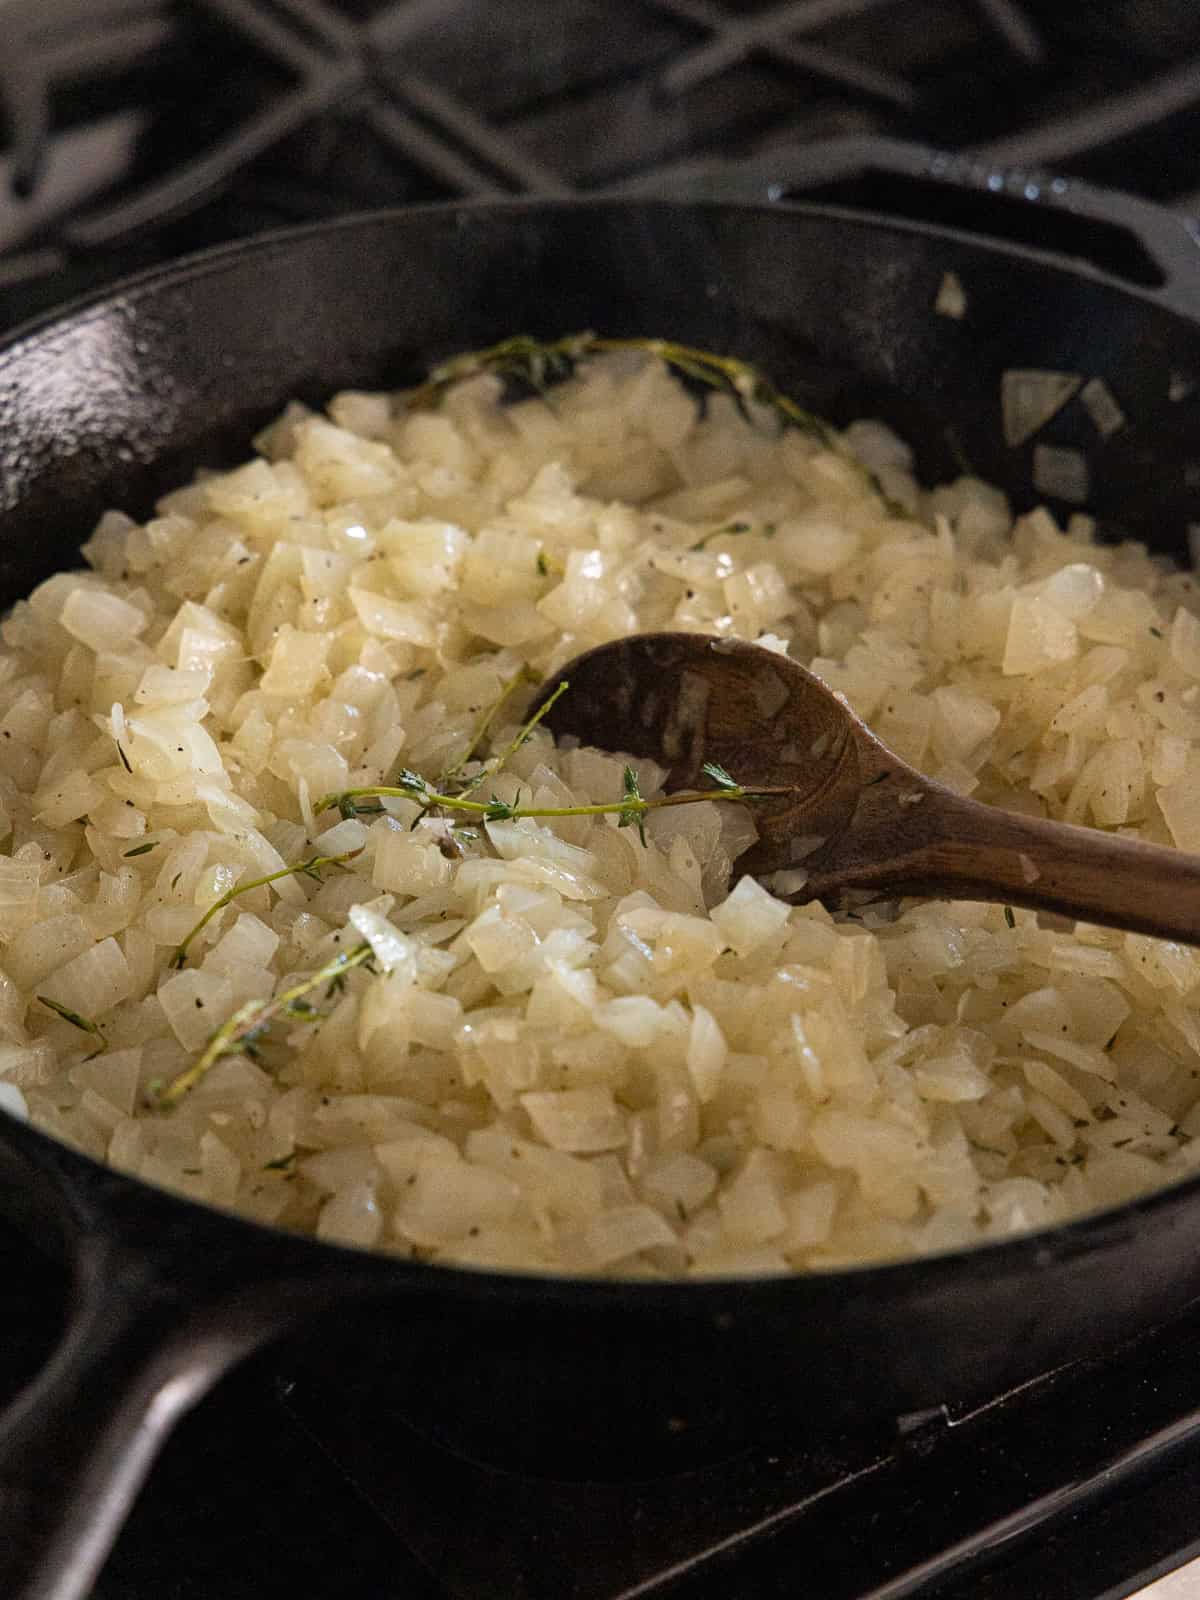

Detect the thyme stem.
[
  {"left": 316, "top": 777, "right": 791, "bottom": 825},
  {"left": 484, "top": 679, "right": 569, "bottom": 776},
  {"left": 155, "top": 941, "right": 373, "bottom": 1108},
  {"left": 438, "top": 664, "right": 530, "bottom": 789},
  {"left": 169, "top": 849, "right": 363, "bottom": 970},
  {"left": 402, "top": 333, "right": 902, "bottom": 514},
  {"left": 406, "top": 334, "right": 834, "bottom": 441},
  {"left": 422, "top": 677, "right": 569, "bottom": 807}
]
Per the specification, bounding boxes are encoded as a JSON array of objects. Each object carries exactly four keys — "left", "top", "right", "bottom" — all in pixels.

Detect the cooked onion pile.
[{"left": 7, "top": 347, "right": 1200, "bottom": 1274}]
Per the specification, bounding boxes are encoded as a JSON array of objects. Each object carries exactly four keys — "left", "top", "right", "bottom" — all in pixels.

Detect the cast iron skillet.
[{"left": 6, "top": 138, "right": 1200, "bottom": 1600}]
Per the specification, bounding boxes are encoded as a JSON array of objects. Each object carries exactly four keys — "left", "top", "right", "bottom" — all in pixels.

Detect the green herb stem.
[
  {"left": 402, "top": 332, "right": 901, "bottom": 509},
  {"left": 409, "top": 333, "right": 833, "bottom": 438},
  {"left": 379, "top": 677, "right": 571, "bottom": 821},
  {"left": 483, "top": 678, "right": 569, "bottom": 776},
  {"left": 438, "top": 664, "right": 530, "bottom": 788},
  {"left": 317, "top": 775, "right": 790, "bottom": 827},
  {"left": 155, "top": 941, "right": 373, "bottom": 1108},
  {"left": 169, "top": 849, "right": 363, "bottom": 970}
]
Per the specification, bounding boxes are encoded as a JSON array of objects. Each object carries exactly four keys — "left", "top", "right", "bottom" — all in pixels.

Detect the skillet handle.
[
  {"left": 0, "top": 1235, "right": 251, "bottom": 1600},
  {"left": 639, "top": 133, "right": 1200, "bottom": 319}
]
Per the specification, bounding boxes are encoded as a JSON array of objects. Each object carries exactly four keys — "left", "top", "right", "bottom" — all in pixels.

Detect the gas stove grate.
[
  {"left": 643, "top": 0, "right": 1045, "bottom": 102},
  {"left": 7, "top": 0, "right": 1200, "bottom": 329}
]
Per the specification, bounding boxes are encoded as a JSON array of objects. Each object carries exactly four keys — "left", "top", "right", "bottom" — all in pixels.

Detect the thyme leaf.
[
  {"left": 37, "top": 995, "right": 106, "bottom": 1048},
  {"left": 123, "top": 841, "right": 157, "bottom": 857},
  {"left": 393, "top": 768, "right": 429, "bottom": 798},
  {"left": 700, "top": 761, "right": 739, "bottom": 792},
  {"left": 690, "top": 520, "right": 754, "bottom": 552},
  {"left": 618, "top": 765, "right": 648, "bottom": 845}
]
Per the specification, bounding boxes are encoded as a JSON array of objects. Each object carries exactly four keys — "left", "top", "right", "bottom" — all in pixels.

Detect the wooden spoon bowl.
[{"left": 534, "top": 632, "right": 1200, "bottom": 945}]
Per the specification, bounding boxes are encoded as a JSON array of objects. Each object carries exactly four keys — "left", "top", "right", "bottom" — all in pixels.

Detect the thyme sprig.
[
  {"left": 335, "top": 678, "right": 571, "bottom": 826},
  {"left": 316, "top": 768, "right": 790, "bottom": 827},
  {"left": 159, "top": 741, "right": 774, "bottom": 1108},
  {"left": 403, "top": 332, "right": 901, "bottom": 514},
  {"left": 169, "top": 849, "right": 364, "bottom": 970},
  {"left": 154, "top": 940, "right": 374, "bottom": 1108},
  {"left": 405, "top": 333, "right": 837, "bottom": 443}
]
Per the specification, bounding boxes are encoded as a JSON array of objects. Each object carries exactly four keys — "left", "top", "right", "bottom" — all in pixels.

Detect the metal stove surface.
[{"left": 7, "top": 3, "right": 1200, "bottom": 1598}]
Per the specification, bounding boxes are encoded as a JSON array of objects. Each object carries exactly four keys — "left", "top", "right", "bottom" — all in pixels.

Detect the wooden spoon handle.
[{"left": 805, "top": 788, "right": 1200, "bottom": 945}]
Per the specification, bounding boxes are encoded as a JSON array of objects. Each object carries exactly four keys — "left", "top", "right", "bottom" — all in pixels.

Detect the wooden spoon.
[{"left": 533, "top": 631, "right": 1200, "bottom": 945}]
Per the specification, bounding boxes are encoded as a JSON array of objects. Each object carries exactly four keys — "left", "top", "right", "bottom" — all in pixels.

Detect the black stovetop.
[
  {"left": 7, "top": 4, "right": 1200, "bottom": 1597},
  {"left": 7, "top": 1202, "right": 1200, "bottom": 1600}
]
